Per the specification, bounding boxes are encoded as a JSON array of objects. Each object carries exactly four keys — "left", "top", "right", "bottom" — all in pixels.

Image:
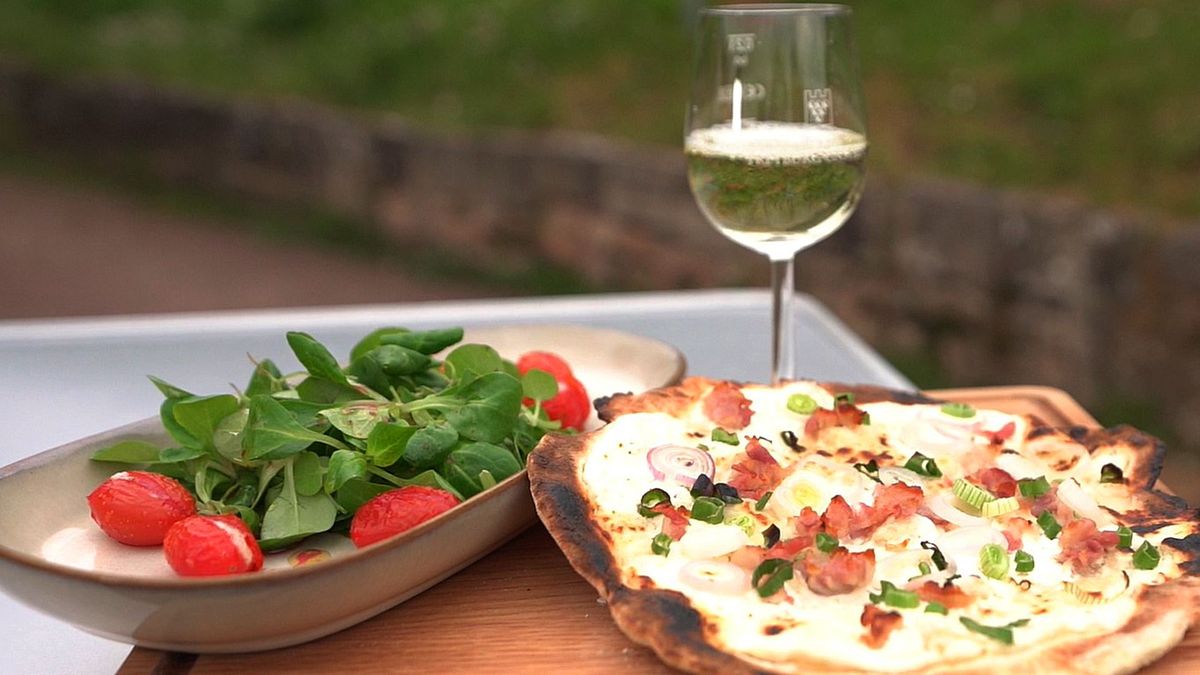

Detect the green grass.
[{"left": 1, "top": 1, "right": 1197, "bottom": 221}]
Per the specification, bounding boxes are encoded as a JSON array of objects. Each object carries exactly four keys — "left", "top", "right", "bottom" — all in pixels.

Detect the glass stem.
[{"left": 769, "top": 255, "right": 796, "bottom": 385}]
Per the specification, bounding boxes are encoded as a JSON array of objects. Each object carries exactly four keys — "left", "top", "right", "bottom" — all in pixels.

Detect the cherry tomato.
[
  {"left": 350, "top": 486, "right": 460, "bottom": 548},
  {"left": 87, "top": 471, "right": 197, "bottom": 546},
  {"left": 541, "top": 377, "right": 590, "bottom": 430},
  {"left": 516, "top": 351, "right": 591, "bottom": 431},
  {"left": 163, "top": 514, "right": 264, "bottom": 577},
  {"left": 515, "top": 351, "right": 574, "bottom": 381}
]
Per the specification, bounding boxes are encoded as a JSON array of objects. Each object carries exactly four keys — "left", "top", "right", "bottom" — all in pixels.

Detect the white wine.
[{"left": 685, "top": 123, "right": 867, "bottom": 259}]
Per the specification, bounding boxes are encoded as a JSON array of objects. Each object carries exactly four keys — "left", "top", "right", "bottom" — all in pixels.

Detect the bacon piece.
[
  {"left": 972, "top": 467, "right": 1017, "bottom": 498},
  {"left": 1002, "top": 528, "right": 1022, "bottom": 553},
  {"left": 651, "top": 504, "right": 690, "bottom": 540},
  {"left": 790, "top": 506, "right": 823, "bottom": 545},
  {"left": 803, "top": 400, "right": 868, "bottom": 438},
  {"left": 729, "top": 536, "right": 812, "bottom": 570},
  {"left": 823, "top": 484, "right": 925, "bottom": 540},
  {"left": 703, "top": 382, "right": 753, "bottom": 429},
  {"left": 983, "top": 421, "right": 1016, "bottom": 445},
  {"left": 727, "top": 438, "right": 789, "bottom": 499},
  {"left": 730, "top": 507, "right": 824, "bottom": 570},
  {"left": 1057, "top": 518, "right": 1120, "bottom": 575},
  {"left": 728, "top": 545, "right": 767, "bottom": 570},
  {"left": 912, "top": 580, "right": 973, "bottom": 609},
  {"left": 1001, "top": 516, "right": 1036, "bottom": 552},
  {"left": 860, "top": 604, "right": 903, "bottom": 649},
  {"left": 821, "top": 496, "right": 855, "bottom": 539},
  {"left": 863, "top": 483, "right": 925, "bottom": 530},
  {"left": 1030, "top": 487, "right": 1075, "bottom": 524},
  {"left": 800, "top": 547, "right": 876, "bottom": 596}
]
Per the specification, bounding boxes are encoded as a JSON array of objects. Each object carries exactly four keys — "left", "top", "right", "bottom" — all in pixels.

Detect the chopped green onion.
[
  {"left": 1117, "top": 525, "right": 1133, "bottom": 550},
  {"left": 854, "top": 460, "right": 882, "bottom": 484},
  {"left": 925, "top": 602, "right": 948, "bottom": 615},
  {"left": 903, "top": 452, "right": 943, "bottom": 478},
  {"left": 751, "top": 559, "right": 793, "bottom": 598},
  {"left": 727, "top": 514, "right": 756, "bottom": 537},
  {"left": 815, "top": 532, "right": 838, "bottom": 553},
  {"left": 834, "top": 392, "right": 856, "bottom": 406},
  {"left": 952, "top": 478, "right": 993, "bottom": 509},
  {"left": 960, "top": 617, "right": 1018, "bottom": 645},
  {"left": 921, "top": 541, "right": 948, "bottom": 571},
  {"left": 1037, "top": 511, "right": 1061, "bottom": 540},
  {"left": 780, "top": 430, "right": 803, "bottom": 452},
  {"left": 1133, "top": 541, "right": 1161, "bottom": 570},
  {"left": 1017, "top": 476, "right": 1051, "bottom": 498},
  {"left": 980, "top": 544, "right": 1010, "bottom": 580},
  {"left": 982, "top": 496, "right": 1020, "bottom": 518},
  {"left": 869, "top": 581, "right": 920, "bottom": 609},
  {"left": 941, "top": 402, "right": 976, "bottom": 418},
  {"left": 711, "top": 428, "right": 739, "bottom": 445},
  {"left": 787, "top": 393, "right": 819, "bottom": 415},
  {"left": 754, "top": 491, "right": 774, "bottom": 511},
  {"left": 1100, "top": 463, "right": 1125, "bottom": 484},
  {"left": 651, "top": 533, "right": 672, "bottom": 556},
  {"left": 918, "top": 562, "right": 932, "bottom": 576},
  {"left": 637, "top": 488, "right": 671, "bottom": 518},
  {"left": 690, "top": 496, "right": 726, "bottom": 524},
  {"left": 697, "top": 443, "right": 711, "bottom": 452},
  {"left": 1014, "top": 550, "right": 1035, "bottom": 573},
  {"left": 762, "top": 524, "right": 781, "bottom": 548}
]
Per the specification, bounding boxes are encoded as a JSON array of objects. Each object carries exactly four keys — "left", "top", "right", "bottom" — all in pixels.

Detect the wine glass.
[{"left": 685, "top": 4, "right": 867, "bottom": 384}]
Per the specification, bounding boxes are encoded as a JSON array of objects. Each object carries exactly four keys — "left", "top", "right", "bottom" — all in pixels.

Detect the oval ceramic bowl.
[{"left": 0, "top": 324, "right": 684, "bottom": 653}]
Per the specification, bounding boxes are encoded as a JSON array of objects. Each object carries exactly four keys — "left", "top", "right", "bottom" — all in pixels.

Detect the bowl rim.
[
  {"left": 0, "top": 413, "right": 535, "bottom": 590},
  {"left": 0, "top": 323, "right": 687, "bottom": 590}
]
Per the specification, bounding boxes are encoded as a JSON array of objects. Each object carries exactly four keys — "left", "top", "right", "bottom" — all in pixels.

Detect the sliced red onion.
[
  {"left": 897, "top": 410, "right": 980, "bottom": 457},
  {"left": 678, "top": 559, "right": 751, "bottom": 596},
  {"left": 1056, "top": 478, "right": 1115, "bottom": 528},
  {"left": 646, "top": 444, "right": 715, "bottom": 487},
  {"left": 925, "top": 493, "right": 988, "bottom": 528}
]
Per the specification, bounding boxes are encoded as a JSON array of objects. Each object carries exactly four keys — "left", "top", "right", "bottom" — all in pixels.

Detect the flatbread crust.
[{"left": 529, "top": 377, "right": 1200, "bottom": 674}]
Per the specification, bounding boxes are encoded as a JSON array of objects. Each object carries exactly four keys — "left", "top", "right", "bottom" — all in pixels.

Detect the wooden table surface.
[{"left": 120, "top": 387, "right": 1200, "bottom": 674}]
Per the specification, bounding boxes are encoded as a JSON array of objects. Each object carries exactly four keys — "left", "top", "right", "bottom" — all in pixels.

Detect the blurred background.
[{"left": 1, "top": 1, "right": 1198, "bottom": 481}]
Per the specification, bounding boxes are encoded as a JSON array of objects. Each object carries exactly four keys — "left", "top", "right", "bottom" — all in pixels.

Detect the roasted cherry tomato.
[
  {"left": 350, "top": 486, "right": 461, "bottom": 548},
  {"left": 163, "top": 514, "right": 264, "bottom": 577},
  {"left": 516, "top": 351, "right": 591, "bottom": 431},
  {"left": 87, "top": 471, "right": 197, "bottom": 546}
]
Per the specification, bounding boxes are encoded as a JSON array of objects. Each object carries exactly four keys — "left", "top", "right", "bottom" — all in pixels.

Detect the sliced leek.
[
  {"left": 979, "top": 543, "right": 1010, "bottom": 580},
  {"left": 952, "top": 478, "right": 994, "bottom": 510},
  {"left": 981, "top": 496, "right": 1020, "bottom": 518}
]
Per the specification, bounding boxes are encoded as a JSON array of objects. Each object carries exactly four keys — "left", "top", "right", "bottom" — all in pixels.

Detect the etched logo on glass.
[
  {"left": 727, "top": 33, "right": 756, "bottom": 66},
  {"left": 804, "top": 88, "right": 832, "bottom": 124},
  {"left": 718, "top": 82, "right": 766, "bottom": 102}
]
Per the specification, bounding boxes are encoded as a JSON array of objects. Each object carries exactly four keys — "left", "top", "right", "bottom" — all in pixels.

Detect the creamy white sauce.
[{"left": 582, "top": 385, "right": 1180, "bottom": 671}]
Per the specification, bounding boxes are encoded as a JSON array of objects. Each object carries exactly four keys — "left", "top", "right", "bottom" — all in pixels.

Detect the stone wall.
[{"left": 3, "top": 63, "right": 1198, "bottom": 452}]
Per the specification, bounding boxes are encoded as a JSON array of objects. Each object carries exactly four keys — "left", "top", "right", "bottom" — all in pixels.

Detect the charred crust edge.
[{"left": 1079, "top": 424, "right": 1168, "bottom": 490}]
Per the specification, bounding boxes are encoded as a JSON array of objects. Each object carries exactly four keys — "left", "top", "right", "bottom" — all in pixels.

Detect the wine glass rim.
[{"left": 700, "top": 3, "right": 851, "bottom": 16}]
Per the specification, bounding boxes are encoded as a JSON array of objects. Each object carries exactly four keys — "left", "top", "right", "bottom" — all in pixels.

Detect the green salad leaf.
[{"left": 88, "top": 324, "right": 578, "bottom": 550}]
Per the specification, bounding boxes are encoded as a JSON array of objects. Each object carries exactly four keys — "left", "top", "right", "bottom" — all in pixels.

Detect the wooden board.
[{"left": 119, "top": 387, "right": 1198, "bottom": 674}]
